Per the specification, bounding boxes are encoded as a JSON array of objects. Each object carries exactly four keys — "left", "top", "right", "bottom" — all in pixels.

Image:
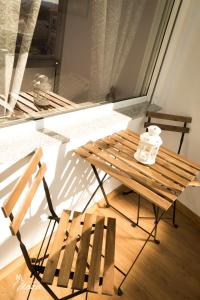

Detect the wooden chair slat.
[
  {"left": 10, "top": 163, "right": 46, "bottom": 235},
  {"left": 144, "top": 122, "right": 190, "bottom": 133},
  {"left": 88, "top": 215, "right": 105, "bottom": 293},
  {"left": 72, "top": 214, "right": 94, "bottom": 290},
  {"left": 118, "top": 131, "right": 198, "bottom": 176},
  {"left": 2, "top": 148, "right": 43, "bottom": 218},
  {"left": 102, "top": 217, "right": 116, "bottom": 296},
  {"left": 42, "top": 210, "right": 70, "bottom": 285},
  {"left": 146, "top": 111, "right": 192, "bottom": 123},
  {"left": 57, "top": 212, "right": 82, "bottom": 288},
  {"left": 84, "top": 143, "right": 177, "bottom": 202}
]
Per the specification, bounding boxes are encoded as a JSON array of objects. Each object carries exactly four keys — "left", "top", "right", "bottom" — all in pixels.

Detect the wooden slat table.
[
  {"left": 42, "top": 210, "right": 116, "bottom": 296},
  {"left": 74, "top": 128, "right": 200, "bottom": 294},
  {"left": 75, "top": 128, "right": 200, "bottom": 213},
  {"left": 14, "top": 91, "right": 79, "bottom": 117}
]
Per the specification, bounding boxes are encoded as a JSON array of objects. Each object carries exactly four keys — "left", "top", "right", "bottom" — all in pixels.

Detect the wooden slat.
[
  {"left": 17, "top": 95, "right": 39, "bottom": 112},
  {"left": 146, "top": 111, "right": 192, "bottom": 123},
  {"left": 27, "top": 92, "right": 61, "bottom": 109},
  {"left": 15, "top": 101, "right": 35, "bottom": 114},
  {"left": 84, "top": 143, "right": 177, "bottom": 202},
  {"left": 48, "top": 91, "right": 79, "bottom": 108},
  {"left": 102, "top": 217, "right": 116, "bottom": 296},
  {"left": 126, "top": 129, "right": 200, "bottom": 171},
  {"left": 42, "top": 210, "right": 70, "bottom": 284},
  {"left": 103, "top": 137, "right": 189, "bottom": 187},
  {"left": 88, "top": 215, "right": 105, "bottom": 293},
  {"left": 76, "top": 147, "right": 172, "bottom": 211},
  {"left": 144, "top": 122, "right": 189, "bottom": 133},
  {"left": 72, "top": 214, "right": 94, "bottom": 290},
  {"left": 112, "top": 133, "right": 194, "bottom": 180},
  {"left": 2, "top": 148, "right": 43, "bottom": 217},
  {"left": 57, "top": 212, "right": 82, "bottom": 287},
  {"left": 188, "top": 180, "right": 200, "bottom": 187},
  {"left": 37, "top": 92, "right": 72, "bottom": 109},
  {"left": 10, "top": 163, "right": 46, "bottom": 235},
  {"left": 117, "top": 131, "right": 198, "bottom": 176},
  {"left": 96, "top": 140, "right": 183, "bottom": 192}
]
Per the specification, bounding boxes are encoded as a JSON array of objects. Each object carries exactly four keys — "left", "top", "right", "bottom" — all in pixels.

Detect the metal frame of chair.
[
  {"left": 141, "top": 111, "right": 192, "bottom": 227},
  {"left": 1, "top": 148, "right": 117, "bottom": 300}
]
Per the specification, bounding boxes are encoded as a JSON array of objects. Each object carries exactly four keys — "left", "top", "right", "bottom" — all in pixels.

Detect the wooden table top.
[
  {"left": 14, "top": 91, "right": 78, "bottom": 117},
  {"left": 75, "top": 129, "right": 200, "bottom": 211}
]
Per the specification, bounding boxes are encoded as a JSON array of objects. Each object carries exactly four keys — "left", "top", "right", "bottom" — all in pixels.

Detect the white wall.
[{"left": 152, "top": 0, "right": 200, "bottom": 216}]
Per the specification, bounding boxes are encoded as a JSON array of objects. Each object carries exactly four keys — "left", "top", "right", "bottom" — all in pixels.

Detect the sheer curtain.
[
  {"left": 9, "top": 0, "right": 41, "bottom": 112},
  {"left": 89, "top": 0, "right": 147, "bottom": 101},
  {"left": 0, "top": 0, "right": 21, "bottom": 113},
  {"left": 0, "top": 0, "right": 41, "bottom": 115}
]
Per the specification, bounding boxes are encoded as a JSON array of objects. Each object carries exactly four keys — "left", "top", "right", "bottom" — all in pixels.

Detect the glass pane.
[
  {"left": 59, "top": 0, "right": 174, "bottom": 104},
  {"left": 17, "top": 0, "right": 59, "bottom": 58}
]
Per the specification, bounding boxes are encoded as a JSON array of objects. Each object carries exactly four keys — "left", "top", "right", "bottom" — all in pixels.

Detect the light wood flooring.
[{"left": 1, "top": 188, "right": 200, "bottom": 300}]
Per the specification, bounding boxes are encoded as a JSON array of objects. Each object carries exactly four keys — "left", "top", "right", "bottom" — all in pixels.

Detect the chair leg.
[{"left": 172, "top": 201, "right": 178, "bottom": 228}]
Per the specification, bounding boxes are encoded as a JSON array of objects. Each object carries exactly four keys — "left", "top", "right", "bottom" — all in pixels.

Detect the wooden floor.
[{"left": 1, "top": 187, "right": 200, "bottom": 300}]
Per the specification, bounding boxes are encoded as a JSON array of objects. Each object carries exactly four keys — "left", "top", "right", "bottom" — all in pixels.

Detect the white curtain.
[
  {"left": 0, "top": 0, "right": 21, "bottom": 113},
  {"left": 9, "top": 0, "right": 41, "bottom": 112},
  {"left": 89, "top": 0, "right": 147, "bottom": 101}
]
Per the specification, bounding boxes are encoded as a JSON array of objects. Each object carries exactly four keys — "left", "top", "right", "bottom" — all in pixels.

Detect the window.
[
  {"left": 59, "top": 0, "right": 175, "bottom": 104},
  {"left": 0, "top": 0, "right": 177, "bottom": 126}
]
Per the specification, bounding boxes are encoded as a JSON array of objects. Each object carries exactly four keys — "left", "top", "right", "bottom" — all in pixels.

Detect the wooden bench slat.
[
  {"left": 15, "top": 101, "right": 35, "bottom": 114},
  {"left": 84, "top": 143, "right": 177, "bottom": 202},
  {"left": 10, "top": 163, "right": 46, "bottom": 235},
  {"left": 57, "top": 212, "right": 82, "bottom": 288},
  {"left": 76, "top": 147, "right": 172, "bottom": 211},
  {"left": 42, "top": 210, "right": 70, "bottom": 284},
  {"left": 102, "top": 217, "right": 116, "bottom": 296},
  {"left": 27, "top": 92, "right": 62, "bottom": 109},
  {"left": 117, "top": 131, "right": 198, "bottom": 176},
  {"left": 48, "top": 91, "right": 79, "bottom": 108},
  {"left": 17, "top": 95, "right": 39, "bottom": 112},
  {"left": 88, "top": 215, "right": 105, "bottom": 293},
  {"left": 146, "top": 111, "right": 192, "bottom": 123},
  {"left": 72, "top": 214, "right": 94, "bottom": 290},
  {"left": 2, "top": 148, "right": 43, "bottom": 218},
  {"left": 41, "top": 92, "right": 70, "bottom": 108}
]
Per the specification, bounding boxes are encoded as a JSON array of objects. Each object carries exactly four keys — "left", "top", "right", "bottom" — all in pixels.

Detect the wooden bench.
[{"left": 1, "top": 148, "right": 116, "bottom": 299}]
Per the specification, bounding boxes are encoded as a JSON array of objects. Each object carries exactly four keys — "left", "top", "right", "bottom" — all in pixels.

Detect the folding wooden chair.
[
  {"left": 144, "top": 111, "right": 192, "bottom": 154},
  {"left": 124, "top": 111, "right": 192, "bottom": 229},
  {"left": 144, "top": 111, "right": 192, "bottom": 226},
  {"left": 1, "top": 148, "right": 116, "bottom": 300}
]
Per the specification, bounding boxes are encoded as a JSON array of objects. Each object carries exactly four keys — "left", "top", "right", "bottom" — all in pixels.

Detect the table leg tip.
[
  {"left": 154, "top": 239, "right": 160, "bottom": 245},
  {"left": 173, "top": 224, "right": 179, "bottom": 228},
  {"left": 118, "top": 288, "right": 123, "bottom": 296}
]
